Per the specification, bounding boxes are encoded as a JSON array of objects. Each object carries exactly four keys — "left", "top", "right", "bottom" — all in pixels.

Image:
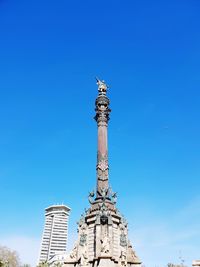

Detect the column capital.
[{"left": 94, "top": 94, "right": 111, "bottom": 126}]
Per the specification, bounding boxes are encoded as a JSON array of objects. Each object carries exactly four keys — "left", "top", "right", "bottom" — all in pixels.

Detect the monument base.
[{"left": 62, "top": 199, "right": 141, "bottom": 267}]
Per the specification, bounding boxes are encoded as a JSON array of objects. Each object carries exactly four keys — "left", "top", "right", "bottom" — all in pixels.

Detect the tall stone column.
[
  {"left": 63, "top": 79, "right": 142, "bottom": 267},
  {"left": 94, "top": 78, "right": 111, "bottom": 199}
]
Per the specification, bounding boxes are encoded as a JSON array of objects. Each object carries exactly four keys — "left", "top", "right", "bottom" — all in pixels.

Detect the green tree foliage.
[
  {"left": 37, "top": 261, "right": 49, "bottom": 267},
  {"left": 167, "top": 263, "right": 187, "bottom": 267},
  {"left": 53, "top": 263, "right": 63, "bottom": 267},
  {"left": 37, "top": 261, "right": 63, "bottom": 267},
  {"left": 0, "top": 246, "right": 20, "bottom": 267}
]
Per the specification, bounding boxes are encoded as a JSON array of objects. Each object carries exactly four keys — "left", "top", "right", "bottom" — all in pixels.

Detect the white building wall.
[{"left": 38, "top": 205, "right": 70, "bottom": 264}]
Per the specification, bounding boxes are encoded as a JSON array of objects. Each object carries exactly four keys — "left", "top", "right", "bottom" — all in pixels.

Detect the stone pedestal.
[
  {"left": 63, "top": 198, "right": 141, "bottom": 267},
  {"left": 97, "top": 258, "right": 115, "bottom": 267}
]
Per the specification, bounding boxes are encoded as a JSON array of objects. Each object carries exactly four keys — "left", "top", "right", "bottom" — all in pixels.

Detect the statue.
[
  {"left": 120, "top": 233, "right": 127, "bottom": 247},
  {"left": 88, "top": 190, "right": 95, "bottom": 204},
  {"left": 120, "top": 250, "right": 127, "bottom": 266},
  {"left": 110, "top": 190, "right": 117, "bottom": 204},
  {"left": 98, "top": 187, "right": 108, "bottom": 201},
  {"left": 79, "top": 233, "right": 87, "bottom": 246},
  {"left": 78, "top": 214, "right": 85, "bottom": 227},
  {"left": 100, "top": 233, "right": 110, "bottom": 254},
  {"left": 96, "top": 77, "right": 108, "bottom": 93},
  {"left": 80, "top": 243, "right": 89, "bottom": 266},
  {"left": 79, "top": 223, "right": 87, "bottom": 246},
  {"left": 70, "top": 243, "right": 78, "bottom": 259},
  {"left": 127, "top": 242, "right": 141, "bottom": 264}
]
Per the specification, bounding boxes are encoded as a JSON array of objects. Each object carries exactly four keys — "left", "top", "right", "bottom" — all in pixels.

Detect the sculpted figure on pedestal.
[
  {"left": 127, "top": 242, "right": 141, "bottom": 264},
  {"left": 120, "top": 224, "right": 128, "bottom": 248},
  {"left": 97, "top": 187, "right": 109, "bottom": 200},
  {"left": 111, "top": 191, "right": 117, "bottom": 204},
  {"left": 78, "top": 214, "right": 85, "bottom": 227},
  {"left": 100, "top": 233, "right": 110, "bottom": 255},
  {"left": 88, "top": 191, "right": 95, "bottom": 204},
  {"left": 80, "top": 243, "right": 89, "bottom": 267},
  {"left": 79, "top": 223, "right": 87, "bottom": 247},
  {"left": 120, "top": 249, "right": 127, "bottom": 266},
  {"left": 69, "top": 243, "right": 78, "bottom": 260}
]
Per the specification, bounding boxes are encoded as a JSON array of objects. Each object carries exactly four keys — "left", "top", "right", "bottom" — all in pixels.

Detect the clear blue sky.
[{"left": 0, "top": 0, "right": 200, "bottom": 266}]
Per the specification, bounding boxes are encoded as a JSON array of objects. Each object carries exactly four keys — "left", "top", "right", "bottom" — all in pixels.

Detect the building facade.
[{"left": 38, "top": 205, "right": 71, "bottom": 264}]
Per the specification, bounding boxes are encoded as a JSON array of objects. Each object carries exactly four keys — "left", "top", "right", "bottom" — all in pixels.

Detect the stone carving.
[
  {"left": 79, "top": 223, "right": 87, "bottom": 247},
  {"left": 100, "top": 214, "right": 108, "bottom": 225},
  {"left": 94, "top": 92, "right": 111, "bottom": 126},
  {"left": 84, "top": 208, "right": 90, "bottom": 216},
  {"left": 96, "top": 77, "right": 108, "bottom": 93},
  {"left": 101, "top": 187, "right": 108, "bottom": 199},
  {"left": 80, "top": 243, "right": 89, "bottom": 266},
  {"left": 96, "top": 196, "right": 113, "bottom": 226},
  {"left": 98, "top": 158, "right": 108, "bottom": 171},
  {"left": 88, "top": 191, "right": 95, "bottom": 204},
  {"left": 78, "top": 214, "right": 85, "bottom": 227},
  {"left": 69, "top": 243, "right": 78, "bottom": 259},
  {"left": 97, "top": 202, "right": 109, "bottom": 225},
  {"left": 98, "top": 201, "right": 107, "bottom": 212},
  {"left": 97, "top": 187, "right": 109, "bottom": 201},
  {"left": 79, "top": 233, "right": 87, "bottom": 246},
  {"left": 127, "top": 242, "right": 141, "bottom": 264},
  {"left": 100, "top": 233, "right": 110, "bottom": 254},
  {"left": 120, "top": 233, "right": 127, "bottom": 247},
  {"left": 96, "top": 154, "right": 109, "bottom": 182},
  {"left": 109, "top": 189, "right": 117, "bottom": 204},
  {"left": 120, "top": 250, "right": 127, "bottom": 266},
  {"left": 121, "top": 215, "right": 128, "bottom": 227},
  {"left": 119, "top": 223, "right": 128, "bottom": 247},
  {"left": 97, "top": 170, "right": 108, "bottom": 182}
]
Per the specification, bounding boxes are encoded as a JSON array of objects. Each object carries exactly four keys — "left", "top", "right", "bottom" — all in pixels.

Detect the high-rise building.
[{"left": 38, "top": 204, "right": 70, "bottom": 264}]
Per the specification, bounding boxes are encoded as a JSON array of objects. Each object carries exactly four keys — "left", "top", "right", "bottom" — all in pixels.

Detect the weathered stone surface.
[{"left": 63, "top": 80, "right": 141, "bottom": 267}]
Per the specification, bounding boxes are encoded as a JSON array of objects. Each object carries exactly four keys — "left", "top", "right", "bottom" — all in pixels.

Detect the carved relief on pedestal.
[
  {"left": 67, "top": 243, "right": 78, "bottom": 262},
  {"left": 76, "top": 220, "right": 89, "bottom": 266},
  {"left": 79, "top": 223, "right": 87, "bottom": 247},
  {"left": 100, "top": 233, "right": 110, "bottom": 256},
  {"left": 110, "top": 191, "right": 117, "bottom": 205},
  {"left": 119, "top": 249, "right": 127, "bottom": 266},
  {"left": 80, "top": 243, "right": 89, "bottom": 267},
  {"left": 120, "top": 232, "right": 127, "bottom": 248},
  {"left": 88, "top": 191, "right": 95, "bottom": 204},
  {"left": 119, "top": 224, "right": 128, "bottom": 248},
  {"left": 78, "top": 214, "right": 86, "bottom": 227},
  {"left": 97, "top": 187, "right": 109, "bottom": 201},
  {"left": 80, "top": 233, "right": 87, "bottom": 247},
  {"left": 127, "top": 242, "right": 141, "bottom": 264},
  {"left": 118, "top": 223, "right": 128, "bottom": 266}
]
